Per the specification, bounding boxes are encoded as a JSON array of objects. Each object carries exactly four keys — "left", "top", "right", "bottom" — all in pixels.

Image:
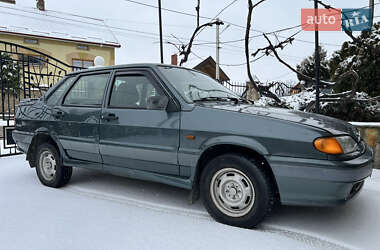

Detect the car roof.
[{"left": 66, "top": 63, "right": 187, "bottom": 76}]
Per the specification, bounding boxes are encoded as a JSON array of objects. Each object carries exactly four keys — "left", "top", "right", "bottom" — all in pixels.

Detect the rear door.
[
  {"left": 54, "top": 71, "right": 111, "bottom": 169},
  {"left": 99, "top": 69, "right": 180, "bottom": 175}
]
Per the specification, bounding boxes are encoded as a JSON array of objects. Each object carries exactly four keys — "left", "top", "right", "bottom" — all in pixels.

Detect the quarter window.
[
  {"left": 46, "top": 77, "right": 75, "bottom": 105},
  {"left": 109, "top": 75, "right": 164, "bottom": 109},
  {"left": 63, "top": 73, "right": 109, "bottom": 106}
]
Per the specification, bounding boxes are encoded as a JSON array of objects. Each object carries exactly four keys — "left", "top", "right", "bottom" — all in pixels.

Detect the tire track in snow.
[
  {"left": 64, "top": 186, "right": 352, "bottom": 250},
  {"left": 260, "top": 226, "right": 352, "bottom": 250},
  {"left": 64, "top": 186, "right": 211, "bottom": 220}
]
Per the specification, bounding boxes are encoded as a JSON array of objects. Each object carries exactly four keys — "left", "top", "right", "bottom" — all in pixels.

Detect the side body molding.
[{"left": 178, "top": 135, "right": 270, "bottom": 181}]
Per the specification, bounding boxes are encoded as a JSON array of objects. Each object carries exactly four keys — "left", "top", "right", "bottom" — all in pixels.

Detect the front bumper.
[{"left": 267, "top": 144, "right": 374, "bottom": 206}]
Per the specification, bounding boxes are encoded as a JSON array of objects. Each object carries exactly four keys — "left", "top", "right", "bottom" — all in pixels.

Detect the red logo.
[{"left": 301, "top": 9, "right": 341, "bottom": 31}]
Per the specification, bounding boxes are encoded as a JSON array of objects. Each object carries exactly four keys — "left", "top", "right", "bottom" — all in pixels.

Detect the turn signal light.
[{"left": 314, "top": 137, "right": 344, "bottom": 155}]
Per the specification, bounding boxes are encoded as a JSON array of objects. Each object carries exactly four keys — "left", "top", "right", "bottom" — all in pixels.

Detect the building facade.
[{"left": 0, "top": 0, "right": 120, "bottom": 71}]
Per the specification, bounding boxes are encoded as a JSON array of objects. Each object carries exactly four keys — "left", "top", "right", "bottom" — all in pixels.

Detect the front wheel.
[
  {"left": 200, "top": 154, "right": 276, "bottom": 228},
  {"left": 35, "top": 143, "right": 72, "bottom": 188}
]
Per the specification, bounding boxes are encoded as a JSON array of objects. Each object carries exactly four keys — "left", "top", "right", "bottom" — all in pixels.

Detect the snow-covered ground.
[{"left": 1, "top": 155, "right": 379, "bottom": 250}]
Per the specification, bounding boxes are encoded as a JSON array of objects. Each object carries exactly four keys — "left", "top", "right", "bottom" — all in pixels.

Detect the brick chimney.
[
  {"left": 36, "top": 0, "right": 45, "bottom": 11},
  {"left": 171, "top": 54, "right": 178, "bottom": 66}
]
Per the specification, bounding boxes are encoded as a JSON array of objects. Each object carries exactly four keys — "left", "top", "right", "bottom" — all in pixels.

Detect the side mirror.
[{"left": 147, "top": 95, "right": 169, "bottom": 110}]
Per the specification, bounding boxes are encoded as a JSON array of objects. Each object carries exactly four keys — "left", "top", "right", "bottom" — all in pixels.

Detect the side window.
[
  {"left": 63, "top": 73, "right": 109, "bottom": 106},
  {"left": 46, "top": 77, "right": 75, "bottom": 106},
  {"left": 109, "top": 75, "right": 164, "bottom": 109}
]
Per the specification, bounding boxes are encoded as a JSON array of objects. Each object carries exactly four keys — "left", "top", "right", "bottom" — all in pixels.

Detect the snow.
[
  {"left": 0, "top": 119, "right": 10, "bottom": 127},
  {"left": 1, "top": 155, "right": 379, "bottom": 250},
  {"left": 254, "top": 91, "right": 316, "bottom": 110},
  {"left": 350, "top": 122, "right": 380, "bottom": 128},
  {"left": 0, "top": 2, "right": 120, "bottom": 47},
  {"left": 254, "top": 91, "right": 378, "bottom": 117},
  {"left": 280, "top": 91, "right": 316, "bottom": 110},
  {"left": 0, "top": 119, "right": 17, "bottom": 155}
]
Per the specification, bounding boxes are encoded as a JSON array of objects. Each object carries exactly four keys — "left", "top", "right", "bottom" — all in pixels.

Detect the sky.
[{"left": 17, "top": 0, "right": 380, "bottom": 84}]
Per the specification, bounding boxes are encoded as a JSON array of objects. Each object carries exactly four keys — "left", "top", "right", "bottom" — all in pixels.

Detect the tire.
[
  {"left": 28, "top": 160, "right": 36, "bottom": 168},
  {"left": 200, "top": 153, "right": 276, "bottom": 228},
  {"left": 35, "top": 143, "right": 72, "bottom": 188}
]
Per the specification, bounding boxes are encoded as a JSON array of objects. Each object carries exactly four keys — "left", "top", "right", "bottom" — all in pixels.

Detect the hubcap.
[
  {"left": 39, "top": 150, "right": 56, "bottom": 181},
  {"left": 210, "top": 168, "right": 255, "bottom": 217}
]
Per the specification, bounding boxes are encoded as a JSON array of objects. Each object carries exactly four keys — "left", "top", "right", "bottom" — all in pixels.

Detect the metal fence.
[
  {"left": 263, "top": 81, "right": 293, "bottom": 97},
  {"left": 223, "top": 81, "right": 248, "bottom": 97},
  {"left": 0, "top": 40, "right": 80, "bottom": 157},
  {"left": 223, "top": 81, "right": 293, "bottom": 98}
]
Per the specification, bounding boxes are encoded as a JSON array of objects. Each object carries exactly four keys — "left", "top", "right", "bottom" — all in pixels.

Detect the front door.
[
  {"left": 54, "top": 72, "right": 111, "bottom": 169},
  {"left": 99, "top": 70, "right": 180, "bottom": 175}
]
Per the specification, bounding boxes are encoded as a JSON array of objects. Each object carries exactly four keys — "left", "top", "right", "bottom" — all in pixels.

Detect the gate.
[{"left": 0, "top": 41, "right": 80, "bottom": 157}]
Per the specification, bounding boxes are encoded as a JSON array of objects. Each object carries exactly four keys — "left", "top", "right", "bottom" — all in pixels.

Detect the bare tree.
[
  {"left": 249, "top": 31, "right": 360, "bottom": 111},
  {"left": 168, "top": 0, "right": 223, "bottom": 66},
  {"left": 196, "top": 0, "right": 200, "bottom": 28},
  {"left": 179, "top": 20, "right": 223, "bottom": 66},
  {"left": 245, "top": 0, "right": 282, "bottom": 103}
]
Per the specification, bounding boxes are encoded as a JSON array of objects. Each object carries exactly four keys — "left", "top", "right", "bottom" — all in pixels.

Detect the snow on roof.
[{"left": 0, "top": 3, "right": 120, "bottom": 48}]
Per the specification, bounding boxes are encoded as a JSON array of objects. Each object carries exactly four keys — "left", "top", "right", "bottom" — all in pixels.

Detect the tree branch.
[
  {"left": 196, "top": 0, "right": 200, "bottom": 27},
  {"left": 179, "top": 20, "right": 223, "bottom": 66},
  {"left": 245, "top": 0, "right": 283, "bottom": 102},
  {"left": 261, "top": 34, "right": 336, "bottom": 87}
]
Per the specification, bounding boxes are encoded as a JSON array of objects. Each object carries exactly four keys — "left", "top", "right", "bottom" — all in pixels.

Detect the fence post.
[{"left": 246, "top": 82, "right": 259, "bottom": 101}]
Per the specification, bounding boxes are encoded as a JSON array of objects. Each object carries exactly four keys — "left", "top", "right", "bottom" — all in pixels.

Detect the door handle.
[
  {"left": 52, "top": 109, "right": 64, "bottom": 118},
  {"left": 101, "top": 112, "right": 118, "bottom": 121}
]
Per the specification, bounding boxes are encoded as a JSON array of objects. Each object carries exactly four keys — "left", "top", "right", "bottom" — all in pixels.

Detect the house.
[
  {"left": 193, "top": 56, "right": 230, "bottom": 83},
  {"left": 290, "top": 82, "right": 304, "bottom": 95},
  {"left": 0, "top": 0, "right": 120, "bottom": 70}
]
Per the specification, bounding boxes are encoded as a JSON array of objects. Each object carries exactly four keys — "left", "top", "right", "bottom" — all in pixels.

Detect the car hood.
[{"left": 200, "top": 103, "right": 360, "bottom": 140}]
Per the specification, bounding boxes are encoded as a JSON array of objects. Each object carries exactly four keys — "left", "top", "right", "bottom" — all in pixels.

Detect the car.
[{"left": 13, "top": 64, "right": 373, "bottom": 228}]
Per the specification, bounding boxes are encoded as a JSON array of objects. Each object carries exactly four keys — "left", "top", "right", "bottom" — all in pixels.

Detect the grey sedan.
[{"left": 13, "top": 64, "right": 373, "bottom": 228}]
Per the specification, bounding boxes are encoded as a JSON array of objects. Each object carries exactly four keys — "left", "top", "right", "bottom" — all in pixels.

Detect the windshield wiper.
[{"left": 193, "top": 96, "right": 250, "bottom": 104}]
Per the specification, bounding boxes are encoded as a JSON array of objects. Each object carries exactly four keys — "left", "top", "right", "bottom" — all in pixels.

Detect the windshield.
[{"left": 158, "top": 66, "right": 239, "bottom": 103}]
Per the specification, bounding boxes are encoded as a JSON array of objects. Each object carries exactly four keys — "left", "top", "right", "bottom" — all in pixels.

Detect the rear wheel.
[
  {"left": 35, "top": 143, "right": 72, "bottom": 188},
  {"left": 200, "top": 154, "right": 276, "bottom": 228}
]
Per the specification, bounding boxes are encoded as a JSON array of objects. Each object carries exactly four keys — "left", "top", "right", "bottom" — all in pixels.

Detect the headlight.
[{"left": 314, "top": 136, "right": 359, "bottom": 155}]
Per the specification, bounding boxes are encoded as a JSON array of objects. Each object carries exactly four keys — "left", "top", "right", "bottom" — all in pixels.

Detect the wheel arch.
[
  {"left": 190, "top": 141, "right": 280, "bottom": 203},
  {"left": 27, "top": 131, "right": 64, "bottom": 168}
]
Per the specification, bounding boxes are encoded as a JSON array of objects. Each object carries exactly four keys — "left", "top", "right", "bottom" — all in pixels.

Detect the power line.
[
  {"left": 0, "top": 9, "right": 219, "bottom": 45},
  {"left": 122, "top": 0, "right": 378, "bottom": 46},
  {"left": 1, "top": 1, "right": 346, "bottom": 49},
  {"left": 213, "top": 0, "right": 240, "bottom": 19},
  {"left": 0, "top": 8, "right": 258, "bottom": 55},
  {"left": 122, "top": 0, "right": 304, "bottom": 36},
  {"left": 193, "top": 0, "right": 239, "bottom": 40},
  {"left": 219, "top": 54, "right": 266, "bottom": 66}
]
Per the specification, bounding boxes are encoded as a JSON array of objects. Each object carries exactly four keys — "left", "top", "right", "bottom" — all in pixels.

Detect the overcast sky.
[{"left": 19, "top": 0, "right": 380, "bottom": 84}]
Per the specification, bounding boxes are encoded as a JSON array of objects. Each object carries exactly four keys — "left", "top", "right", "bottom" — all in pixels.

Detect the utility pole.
[
  {"left": 158, "top": 0, "right": 164, "bottom": 64},
  {"left": 369, "top": 0, "right": 375, "bottom": 30},
  {"left": 216, "top": 18, "right": 221, "bottom": 81},
  {"left": 314, "top": 0, "right": 320, "bottom": 113}
]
